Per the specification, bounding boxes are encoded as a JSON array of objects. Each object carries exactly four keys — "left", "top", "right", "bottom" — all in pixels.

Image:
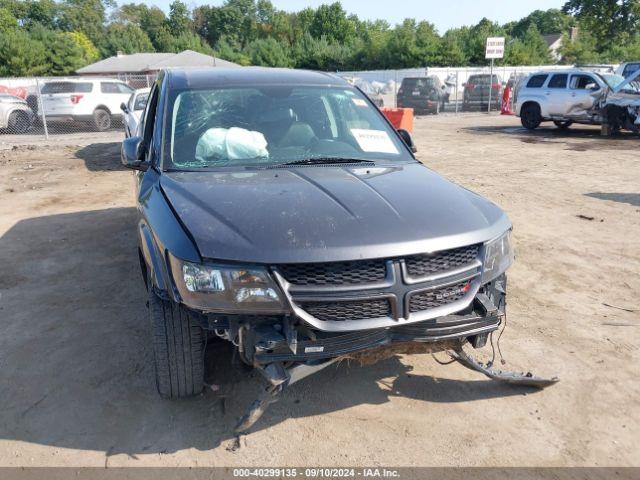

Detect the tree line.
[{"left": 0, "top": 0, "right": 639, "bottom": 77}]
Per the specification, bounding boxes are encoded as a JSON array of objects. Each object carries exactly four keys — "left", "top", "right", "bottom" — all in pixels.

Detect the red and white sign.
[{"left": 485, "top": 37, "right": 505, "bottom": 59}]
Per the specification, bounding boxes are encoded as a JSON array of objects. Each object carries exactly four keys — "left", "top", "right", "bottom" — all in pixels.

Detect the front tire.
[
  {"left": 7, "top": 111, "right": 30, "bottom": 134},
  {"left": 521, "top": 103, "right": 542, "bottom": 130},
  {"left": 148, "top": 289, "right": 205, "bottom": 399},
  {"left": 93, "top": 108, "right": 111, "bottom": 131}
]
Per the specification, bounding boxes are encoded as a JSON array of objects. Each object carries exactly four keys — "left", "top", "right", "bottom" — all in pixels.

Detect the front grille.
[
  {"left": 405, "top": 245, "right": 480, "bottom": 278},
  {"left": 300, "top": 299, "right": 390, "bottom": 322},
  {"left": 279, "top": 259, "right": 386, "bottom": 286},
  {"left": 409, "top": 282, "right": 470, "bottom": 313}
]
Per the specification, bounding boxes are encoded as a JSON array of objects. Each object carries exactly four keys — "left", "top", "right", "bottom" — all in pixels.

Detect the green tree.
[
  {"left": 100, "top": 23, "right": 154, "bottom": 56},
  {"left": 352, "top": 20, "right": 390, "bottom": 69},
  {"left": 167, "top": 0, "right": 191, "bottom": 36},
  {"left": 505, "top": 24, "right": 551, "bottom": 65},
  {"left": 0, "top": 6, "right": 17, "bottom": 31},
  {"left": 438, "top": 29, "right": 468, "bottom": 66},
  {"left": 113, "top": 2, "right": 148, "bottom": 24},
  {"left": 25, "top": 0, "right": 58, "bottom": 28},
  {"left": 562, "top": 0, "right": 640, "bottom": 49},
  {"left": 247, "top": 37, "right": 293, "bottom": 67},
  {"left": 0, "top": 28, "right": 48, "bottom": 75},
  {"left": 559, "top": 27, "right": 601, "bottom": 64},
  {"left": 64, "top": 31, "right": 100, "bottom": 64},
  {"left": 509, "top": 9, "right": 574, "bottom": 38},
  {"left": 216, "top": 36, "right": 252, "bottom": 65},
  {"left": 168, "top": 32, "right": 215, "bottom": 54},
  {"left": 58, "top": 0, "right": 108, "bottom": 44},
  {"left": 1, "top": 0, "right": 59, "bottom": 29},
  {"left": 140, "top": 6, "right": 169, "bottom": 50},
  {"left": 310, "top": 2, "right": 356, "bottom": 44},
  {"left": 465, "top": 18, "right": 507, "bottom": 65},
  {"left": 293, "top": 32, "right": 354, "bottom": 70},
  {"left": 415, "top": 20, "right": 441, "bottom": 64}
]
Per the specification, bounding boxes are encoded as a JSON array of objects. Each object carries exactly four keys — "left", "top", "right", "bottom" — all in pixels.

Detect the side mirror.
[
  {"left": 462, "top": 82, "right": 467, "bottom": 87},
  {"left": 587, "top": 83, "right": 599, "bottom": 91},
  {"left": 121, "top": 136, "right": 149, "bottom": 171},
  {"left": 397, "top": 128, "right": 417, "bottom": 153},
  {"left": 120, "top": 102, "right": 128, "bottom": 113}
]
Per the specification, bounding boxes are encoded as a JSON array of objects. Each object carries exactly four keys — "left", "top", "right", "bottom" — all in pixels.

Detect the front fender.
[{"left": 137, "top": 168, "right": 200, "bottom": 301}]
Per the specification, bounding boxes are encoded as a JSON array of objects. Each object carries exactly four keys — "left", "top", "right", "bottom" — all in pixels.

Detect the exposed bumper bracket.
[
  {"left": 235, "top": 358, "right": 339, "bottom": 433},
  {"left": 450, "top": 347, "right": 559, "bottom": 388}
]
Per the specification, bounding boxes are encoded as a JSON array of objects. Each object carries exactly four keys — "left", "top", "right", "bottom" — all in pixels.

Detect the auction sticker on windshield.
[{"left": 350, "top": 129, "right": 399, "bottom": 154}]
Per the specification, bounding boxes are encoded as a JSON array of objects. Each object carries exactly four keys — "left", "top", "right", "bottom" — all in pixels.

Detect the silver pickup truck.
[{"left": 515, "top": 68, "right": 640, "bottom": 134}]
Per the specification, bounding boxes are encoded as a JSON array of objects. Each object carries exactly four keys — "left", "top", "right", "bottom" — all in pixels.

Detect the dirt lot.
[{"left": 0, "top": 114, "right": 638, "bottom": 467}]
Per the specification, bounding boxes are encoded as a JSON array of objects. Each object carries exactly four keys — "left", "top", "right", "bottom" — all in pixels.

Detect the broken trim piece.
[
  {"left": 235, "top": 358, "right": 340, "bottom": 433},
  {"left": 450, "top": 347, "right": 559, "bottom": 388}
]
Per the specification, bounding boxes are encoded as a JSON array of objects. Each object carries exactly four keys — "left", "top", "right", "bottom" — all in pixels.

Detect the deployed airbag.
[{"left": 196, "top": 127, "right": 268, "bottom": 163}]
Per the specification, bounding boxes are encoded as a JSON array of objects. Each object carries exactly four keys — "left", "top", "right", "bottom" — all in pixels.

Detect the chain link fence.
[
  {"left": 337, "top": 64, "right": 616, "bottom": 114},
  {"left": 0, "top": 74, "right": 155, "bottom": 144}
]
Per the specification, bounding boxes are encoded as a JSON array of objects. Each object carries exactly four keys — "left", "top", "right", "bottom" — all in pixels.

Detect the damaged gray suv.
[{"left": 122, "top": 68, "right": 554, "bottom": 432}]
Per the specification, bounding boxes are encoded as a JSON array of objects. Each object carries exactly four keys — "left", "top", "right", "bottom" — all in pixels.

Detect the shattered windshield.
[{"left": 164, "top": 86, "right": 413, "bottom": 169}]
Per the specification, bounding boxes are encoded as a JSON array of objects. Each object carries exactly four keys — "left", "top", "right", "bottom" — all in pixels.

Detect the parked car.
[
  {"left": 121, "top": 68, "right": 522, "bottom": 430},
  {"left": 462, "top": 74, "right": 503, "bottom": 111},
  {"left": 121, "top": 87, "right": 150, "bottom": 137},
  {"left": 39, "top": 78, "right": 134, "bottom": 131},
  {"left": 397, "top": 76, "right": 448, "bottom": 114},
  {"left": 0, "top": 93, "right": 34, "bottom": 134},
  {"left": 616, "top": 61, "right": 640, "bottom": 79},
  {"left": 515, "top": 68, "right": 640, "bottom": 133}
]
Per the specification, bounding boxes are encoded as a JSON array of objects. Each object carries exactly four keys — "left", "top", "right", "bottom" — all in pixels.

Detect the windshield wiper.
[{"left": 275, "top": 157, "right": 376, "bottom": 167}]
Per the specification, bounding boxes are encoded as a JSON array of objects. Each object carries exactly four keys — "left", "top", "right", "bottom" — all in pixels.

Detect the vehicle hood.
[{"left": 160, "top": 163, "right": 511, "bottom": 264}]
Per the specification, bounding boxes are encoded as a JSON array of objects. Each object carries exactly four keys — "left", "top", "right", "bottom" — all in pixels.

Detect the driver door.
[{"left": 567, "top": 74, "right": 601, "bottom": 117}]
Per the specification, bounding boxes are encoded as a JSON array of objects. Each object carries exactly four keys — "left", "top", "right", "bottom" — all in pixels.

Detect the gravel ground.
[{"left": 0, "top": 114, "right": 638, "bottom": 467}]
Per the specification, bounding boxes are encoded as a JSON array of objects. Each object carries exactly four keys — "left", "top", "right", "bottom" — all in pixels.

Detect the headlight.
[
  {"left": 481, "top": 229, "right": 515, "bottom": 284},
  {"left": 169, "top": 255, "right": 287, "bottom": 313}
]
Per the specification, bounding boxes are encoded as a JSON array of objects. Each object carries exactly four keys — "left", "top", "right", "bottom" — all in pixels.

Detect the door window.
[
  {"left": 526, "top": 75, "right": 548, "bottom": 88},
  {"left": 42, "top": 82, "right": 93, "bottom": 93},
  {"left": 570, "top": 75, "right": 598, "bottom": 90},
  {"left": 133, "top": 92, "right": 149, "bottom": 110},
  {"left": 117, "top": 83, "right": 134, "bottom": 94},
  {"left": 548, "top": 74, "right": 568, "bottom": 88},
  {"left": 142, "top": 85, "right": 159, "bottom": 147},
  {"left": 101, "top": 83, "right": 121, "bottom": 94}
]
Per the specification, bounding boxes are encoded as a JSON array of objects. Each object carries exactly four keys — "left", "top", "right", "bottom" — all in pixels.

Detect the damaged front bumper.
[
  {"left": 196, "top": 277, "right": 506, "bottom": 366},
  {"left": 194, "top": 275, "right": 559, "bottom": 434},
  {"left": 249, "top": 297, "right": 500, "bottom": 365}
]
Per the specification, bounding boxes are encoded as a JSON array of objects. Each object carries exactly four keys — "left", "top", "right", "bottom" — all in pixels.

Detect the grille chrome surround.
[{"left": 273, "top": 244, "right": 484, "bottom": 332}]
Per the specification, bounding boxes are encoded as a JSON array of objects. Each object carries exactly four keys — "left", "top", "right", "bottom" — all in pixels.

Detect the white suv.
[
  {"left": 40, "top": 78, "right": 134, "bottom": 131},
  {"left": 515, "top": 69, "right": 608, "bottom": 130}
]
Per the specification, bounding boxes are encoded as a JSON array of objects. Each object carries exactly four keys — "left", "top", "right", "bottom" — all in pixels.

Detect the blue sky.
[{"left": 152, "top": 0, "right": 567, "bottom": 34}]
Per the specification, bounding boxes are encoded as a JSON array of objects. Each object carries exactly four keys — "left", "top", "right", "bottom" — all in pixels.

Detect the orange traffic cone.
[{"left": 501, "top": 85, "right": 514, "bottom": 115}]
